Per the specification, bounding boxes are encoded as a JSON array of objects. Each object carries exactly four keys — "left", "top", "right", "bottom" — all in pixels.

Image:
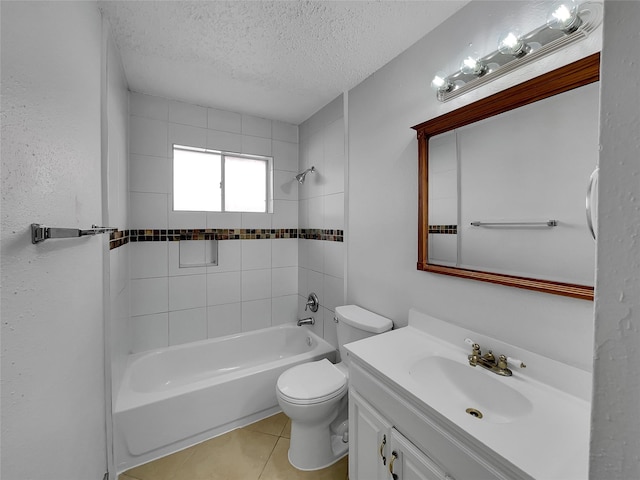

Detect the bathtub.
[{"left": 114, "top": 324, "right": 336, "bottom": 472}]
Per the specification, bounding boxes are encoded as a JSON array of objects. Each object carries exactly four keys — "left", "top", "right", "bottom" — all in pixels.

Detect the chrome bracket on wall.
[{"left": 31, "top": 223, "right": 117, "bottom": 244}]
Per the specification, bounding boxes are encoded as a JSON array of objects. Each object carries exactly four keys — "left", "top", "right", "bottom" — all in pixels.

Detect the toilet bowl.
[{"left": 276, "top": 305, "right": 393, "bottom": 470}]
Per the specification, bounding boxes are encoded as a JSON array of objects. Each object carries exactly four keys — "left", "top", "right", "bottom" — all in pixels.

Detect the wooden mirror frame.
[{"left": 412, "top": 53, "right": 599, "bottom": 301}]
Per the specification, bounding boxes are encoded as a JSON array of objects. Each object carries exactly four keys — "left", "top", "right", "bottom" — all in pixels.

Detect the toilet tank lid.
[{"left": 335, "top": 305, "right": 393, "bottom": 333}]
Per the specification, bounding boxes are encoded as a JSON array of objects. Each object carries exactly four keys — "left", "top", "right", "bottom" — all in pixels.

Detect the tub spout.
[{"left": 297, "top": 317, "right": 315, "bottom": 326}]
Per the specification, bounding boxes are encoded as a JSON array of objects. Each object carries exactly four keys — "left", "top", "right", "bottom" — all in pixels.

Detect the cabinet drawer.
[{"left": 350, "top": 361, "right": 531, "bottom": 480}]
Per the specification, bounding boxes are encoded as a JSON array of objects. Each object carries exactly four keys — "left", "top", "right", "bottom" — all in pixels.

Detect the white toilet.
[{"left": 276, "top": 305, "right": 393, "bottom": 470}]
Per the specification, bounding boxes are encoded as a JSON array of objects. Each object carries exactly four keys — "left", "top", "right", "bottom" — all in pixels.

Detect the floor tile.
[
  {"left": 258, "top": 437, "right": 348, "bottom": 480},
  {"left": 124, "top": 446, "right": 195, "bottom": 480},
  {"left": 118, "top": 475, "right": 139, "bottom": 480},
  {"left": 281, "top": 418, "right": 291, "bottom": 439},
  {"left": 243, "top": 412, "right": 289, "bottom": 437},
  {"left": 175, "top": 428, "right": 278, "bottom": 480}
]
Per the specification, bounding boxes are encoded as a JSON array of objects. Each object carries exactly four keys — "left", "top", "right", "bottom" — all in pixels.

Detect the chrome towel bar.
[
  {"left": 31, "top": 224, "right": 117, "bottom": 244},
  {"left": 470, "top": 220, "right": 558, "bottom": 227}
]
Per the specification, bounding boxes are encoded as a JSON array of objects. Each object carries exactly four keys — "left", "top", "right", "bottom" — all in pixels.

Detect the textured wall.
[
  {"left": 590, "top": 1, "right": 640, "bottom": 477},
  {"left": 1, "top": 2, "right": 107, "bottom": 478}
]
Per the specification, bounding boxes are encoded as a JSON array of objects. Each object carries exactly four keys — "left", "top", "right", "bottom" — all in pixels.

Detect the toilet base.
[{"left": 286, "top": 400, "right": 349, "bottom": 471}]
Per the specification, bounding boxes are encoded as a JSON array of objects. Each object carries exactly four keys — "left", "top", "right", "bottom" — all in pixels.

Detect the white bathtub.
[{"left": 114, "top": 324, "right": 336, "bottom": 472}]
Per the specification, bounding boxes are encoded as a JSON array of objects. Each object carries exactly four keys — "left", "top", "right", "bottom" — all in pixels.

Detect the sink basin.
[{"left": 409, "top": 356, "right": 533, "bottom": 423}]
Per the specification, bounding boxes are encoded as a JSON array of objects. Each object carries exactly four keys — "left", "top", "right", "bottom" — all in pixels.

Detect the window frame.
[{"left": 172, "top": 144, "right": 273, "bottom": 213}]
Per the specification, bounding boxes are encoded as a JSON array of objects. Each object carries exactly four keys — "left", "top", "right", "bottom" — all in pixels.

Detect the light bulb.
[
  {"left": 460, "top": 55, "right": 486, "bottom": 77},
  {"left": 547, "top": 1, "right": 582, "bottom": 33},
  {"left": 430, "top": 72, "right": 452, "bottom": 92},
  {"left": 497, "top": 31, "right": 531, "bottom": 57}
]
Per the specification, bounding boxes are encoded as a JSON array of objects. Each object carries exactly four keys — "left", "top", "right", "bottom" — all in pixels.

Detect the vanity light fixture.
[{"left": 431, "top": 1, "right": 602, "bottom": 102}]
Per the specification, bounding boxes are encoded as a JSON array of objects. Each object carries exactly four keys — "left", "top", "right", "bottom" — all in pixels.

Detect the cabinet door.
[
  {"left": 349, "top": 390, "right": 392, "bottom": 480},
  {"left": 388, "top": 428, "right": 449, "bottom": 480}
]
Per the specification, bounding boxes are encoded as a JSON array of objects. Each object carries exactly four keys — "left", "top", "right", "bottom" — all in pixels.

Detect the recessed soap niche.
[{"left": 179, "top": 239, "right": 218, "bottom": 268}]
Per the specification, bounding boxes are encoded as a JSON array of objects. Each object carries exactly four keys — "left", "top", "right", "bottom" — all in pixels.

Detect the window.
[{"left": 173, "top": 145, "right": 272, "bottom": 213}]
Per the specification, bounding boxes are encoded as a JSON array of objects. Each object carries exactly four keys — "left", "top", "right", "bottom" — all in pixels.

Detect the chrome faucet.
[
  {"left": 297, "top": 317, "right": 315, "bottom": 326},
  {"left": 466, "top": 339, "right": 526, "bottom": 377}
]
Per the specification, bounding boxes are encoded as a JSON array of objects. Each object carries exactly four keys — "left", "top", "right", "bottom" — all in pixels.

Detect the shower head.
[{"left": 295, "top": 166, "right": 316, "bottom": 184}]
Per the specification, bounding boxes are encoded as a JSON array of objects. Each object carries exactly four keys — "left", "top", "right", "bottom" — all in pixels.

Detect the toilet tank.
[{"left": 335, "top": 305, "right": 393, "bottom": 364}]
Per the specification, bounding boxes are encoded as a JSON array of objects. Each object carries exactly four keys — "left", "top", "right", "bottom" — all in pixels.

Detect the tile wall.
[
  {"left": 297, "top": 95, "right": 346, "bottom": 350},
  {"left": 127, "top": 92, "right": 301, "bottom": 352}
]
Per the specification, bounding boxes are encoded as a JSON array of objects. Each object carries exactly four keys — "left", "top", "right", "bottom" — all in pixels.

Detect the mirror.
[{"left": 413, "top": 53, "right": 599, "bottom": 300}]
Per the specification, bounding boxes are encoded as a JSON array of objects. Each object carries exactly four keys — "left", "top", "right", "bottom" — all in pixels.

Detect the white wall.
[
  {"left": 347, "top": 1, "right": 600, "bottom": 370},
  {"left": 127, "top": 93, "right": 300, "bottom": 352},
  {"left": 298, "top": 95, "right": 346, "bottom": 349},
  {"left": 1, "top": 2, "right": 107, "bottom": 478},
  {"left": 590, "top": 1, "right": 640, "bottom": 477}
]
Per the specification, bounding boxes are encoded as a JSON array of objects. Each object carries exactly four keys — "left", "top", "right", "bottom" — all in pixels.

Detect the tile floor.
[{"left": 119, "top": 412, "right": 348, "bottom": 480}]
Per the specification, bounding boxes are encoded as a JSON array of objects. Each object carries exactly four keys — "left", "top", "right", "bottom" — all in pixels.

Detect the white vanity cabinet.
[{"left": 348, "top": 360, "right": 530, "bottom": 480}]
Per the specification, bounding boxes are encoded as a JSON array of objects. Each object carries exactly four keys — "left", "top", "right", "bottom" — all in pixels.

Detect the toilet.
[{"left": 276, "top": 305, "right": 393, "bottom": 470}]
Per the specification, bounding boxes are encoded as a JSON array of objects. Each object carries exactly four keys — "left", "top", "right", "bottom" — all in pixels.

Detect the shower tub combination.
[{"left": 114, "top": 324, "right": 336, "bottom": 472}]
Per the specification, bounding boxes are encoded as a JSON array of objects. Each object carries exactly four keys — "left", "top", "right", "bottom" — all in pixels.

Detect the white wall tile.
[
  {"left": 274, "top": 170, "right": 298, "bottom": 201},
  {"left": 130, "top": 192, "right": 168, "bottom": 229},
  {"left": 242, "top": 114, "right": 271, "bottom": 138},
  {"left": 169, "top": 241, "right": 207, "bottom": 276},
  {"left": 207, "top": 129, "right": 242, "bottom": 153},
  {"left": 169, "top": 307, "right": 207, "bottom": 345},
  {"left": 298, "top": 198, "right": 310, "bottom": 229},
  {"left": 272, "top": 295, "right": 298, "bottom": 325},
  {"left": 130, "top": 116, "right": 168, "bottom": 157},
  {"left": 272, "top": 267, "right": 298, "bottom": 297},
  {"left": 130, "top": 154, "right": 170, "bottom": 194},
  {"left": 168, "top": 123, "right": 208, "bottom": 150},
  {"left": 298, "top": 239, "right": 310, "bottom": 269},
  {"left": 207, "top": 271, "right": 241, "bottom": 306},
  {"left": 169, "top": 100, "right": 207, "bottom": 128},
  {"left": 131, "top": 313, "right": 169, "bottom": 353},
  {"left": 208, "top": 108, "right": 242, "bottom": 133},
  {"left": 169, "top": 274, "right": 206, "bottom": 311},
  {"left": 206, "top": 212, "right": 242, "bottom": 229},
  {"left": 241, "top": 299, "right": 271, "bottom": 332},
  {"left": 322, "top": 308, "right": 339, "bottom": 350},
  {"left": 307, "top": 269, "right": 324, "bottom": 306},
  {"left": 307, "top": 239, "right": 324, "bottom": 273},
  {"left": 241, "top": 239, "right": 271, "bottom": 270},
  {"left": 130, "top": 242, "right": 168, "bottom": 279},
  {"left": 241, "top": 212, "right": 272, "bottom": 229},
  {"left": 323, "top": 118, "right": 345, "bottom": 195},
  {"left": 242, "top": 268, "right": 272, "bottom": 301},
  {"left": 298, "top": 267, "right": 308, "bottom": 300},
  {"left": 305, "top": 132, "right": 324, "bottom": 198},
  {"left": 131, "top": 277, "right": 168, "bottom": 316},
  {"left": 272, "top": 200, "right": 298, "bottom": 229},
  {"left": 129, "top": 92, "right": 169, "bottom": 121},
  {"left": 242, "top": 135, "right": 272, "bottom": 156},
  {"left": 323, "top": 274, "right": 344, "bottom": 312},
  {"left": 308, "top": 195, "right": 324, "bottom": 228},
  {"left": 272, "top": 140, "right": 298, "bottom": 172},
  {"left": 323, "top": 193, "right": 344, "bottom": 230},
  {"left": 324, "top": 241, "right": 344, "bottom": 279},
  {"left": 272, "top": 121, "right": 298, "bottom": 143},
  {"left": 272, "top": 239, "right": 298, "bottom": 268},
  {"left": 208, "top": 240, "right": 242, "bottom": 273},
  {"left": 207, "top": 303, "right": 242, "bottom": 338}
]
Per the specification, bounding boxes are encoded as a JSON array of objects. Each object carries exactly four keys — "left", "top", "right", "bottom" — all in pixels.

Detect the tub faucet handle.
[{"left": 305, "top": 292, "right": 319, "bottom": 312}]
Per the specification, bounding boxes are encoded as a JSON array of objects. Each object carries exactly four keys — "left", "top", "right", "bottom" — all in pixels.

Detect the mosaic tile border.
[
  {"left": 428, "top": 225, "right": 458, "bottom": 234},
  {"left": 109, "top": 228, "right": 344, "bottom": 250}
]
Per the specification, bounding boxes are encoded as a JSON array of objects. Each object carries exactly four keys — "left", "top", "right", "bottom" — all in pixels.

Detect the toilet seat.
[{"left": 277, "top": 359, "right": 347, "bottom": 405}]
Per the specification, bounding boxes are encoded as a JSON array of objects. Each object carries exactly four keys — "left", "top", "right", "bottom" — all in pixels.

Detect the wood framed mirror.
[{"left": 412, "top": 53, "right": 600, "bottom": 301}]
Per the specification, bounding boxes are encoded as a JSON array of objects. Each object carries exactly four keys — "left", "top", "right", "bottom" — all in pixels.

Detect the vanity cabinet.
[{"left": 348, "top": 360, "right": 530, "bottom": 480}]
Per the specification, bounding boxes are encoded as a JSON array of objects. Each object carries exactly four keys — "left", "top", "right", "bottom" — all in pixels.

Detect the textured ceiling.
[{"left": 99, "top": 1, "right": 468, "bottom": 124}]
